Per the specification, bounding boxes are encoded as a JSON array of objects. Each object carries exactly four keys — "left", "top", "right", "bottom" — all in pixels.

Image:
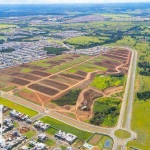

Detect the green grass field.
[
  {"left": 114, "top": 129, "right": 131, "bottom": 139},
  {"left": 0, "top": 97, "right": 38, "bottom": 117},
  {"left": 41, "top": 116, "right": 92, "bottom": 140},
  {"left": 127, "top": 100, "right": 150, "bottom": 149}
]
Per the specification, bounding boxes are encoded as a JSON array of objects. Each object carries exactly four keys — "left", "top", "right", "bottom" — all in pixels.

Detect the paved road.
[
  {"left": 124, "top": 50, "right": 137, "bottom": 130},
  {"left": 112, "top": 48, "right": 137, "bottom": 150},
  {"left": 0, "top": 47, "right": 138, "bottom": 150}
]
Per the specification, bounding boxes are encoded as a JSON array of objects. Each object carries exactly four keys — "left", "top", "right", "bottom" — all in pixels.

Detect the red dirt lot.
[
  {"left": 10, "top": 78, "right": 30, "bottom": 86},
  {"left": 18, "top": 90, "right": 41, "bottom": 105},
  {"left": 102, "top": 54, "right": 127, "bottom": 61},
  {"left": 60, "top": 73, "right": 85, "bottom": 81},
  {"left": 10, "top": 72, "right": 41, "bottom": 81},
  {"left": 48, "top": 60, "right": 66, "bottom": 65},
  {"left": 19, "top": 64, "right": 47, "bottom": 71},
  {"left": 103, "top": 59, "right": 121, "bottom": 66},
  {"left": 28, "top": 83, "right": 59, "bottom": 96},
  {"left": 95, "top": 61, "right": 118, "bottom": 69},
  {"left": 76, "top": 88, "right": 103, "bottom": 121},
  {"left": 75, "top": 71, "right": 87, "bottom": 77},
  {"left": 29, "top": 70, "right": 51, "bottom": 77},
  {"left": 50, "top": 75, "right": 77, "bottom": 85},
  {"left": 107, "top": 69, "right": 118, "bottom": 73},
  {"left": 79, "top": 89, "right": 103, "bottom": 111},
  {"left": 40, "top": 79, "right": 69, "bottom": 90},
  {"left": 36, "top": 92, "right": 51, "bottom": 104}
]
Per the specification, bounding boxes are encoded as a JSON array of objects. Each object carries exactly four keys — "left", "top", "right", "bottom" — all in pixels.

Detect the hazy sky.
[{"left": 0, "top": 0, "right": 150, "bottom": 4}]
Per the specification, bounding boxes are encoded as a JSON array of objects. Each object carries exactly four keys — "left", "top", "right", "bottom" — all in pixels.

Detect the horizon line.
[{"left": 0, "top": 2, "right": 150, "bottom": 4}]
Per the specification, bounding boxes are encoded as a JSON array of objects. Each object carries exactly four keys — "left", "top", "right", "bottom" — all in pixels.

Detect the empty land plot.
[
  {"left": 88, "top": 134, "right": 102, "bottom": 145},
  {"left": 102, "top": 54, "right": 127, "bottom": 61},
  {"left": 48, "top": 60, "right": 66, "bottom": 66},
  {"left": 28, "top": 84, "right": 59, "bottom": 96},
  {"left": 50, "top": 75, "right": 77, "bottom": 85},
  {"left": 60, "top": 74, "right": 85, "bottom": 81},
  {"left": 10, "top": 72, "right": 41, "bottom": 81},
  {"left": 17, "top": 89, "right": 41, "bottom": 105},
  {"left": 103, "top": 59, "right": 121, "bottom": 66},
  {"left": 95, "top": 62, "right": 117, "bottom": 69},
  {"left": 10, "top": 78, "right": 30, "bottom": 86},
  {"left": 79, "top": 89, "right": 103, "bottom": 110},
  {"left": 75, "top": 71, "right": 87, "bottom": 77},
  {"left": 40, "top": 79, "right": 69, "bottom": 90},
  {"left": 30, "top": 65, "right": 47, "bottom": 71},
  {"left": 30, "top": 70, "right": 51, "bottom": 77},
  {"left": 110, "top": 51, "right": 129, "bottom": 57}
]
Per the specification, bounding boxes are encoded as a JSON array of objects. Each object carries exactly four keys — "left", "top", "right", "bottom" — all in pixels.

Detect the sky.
[{"left": 0, "top": 0, "right": 150, "bottom": 4}]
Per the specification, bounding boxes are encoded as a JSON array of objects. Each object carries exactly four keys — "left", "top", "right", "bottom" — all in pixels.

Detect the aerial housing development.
[{"left": 0, "top": 2, "right": 149, "bottom": 150}]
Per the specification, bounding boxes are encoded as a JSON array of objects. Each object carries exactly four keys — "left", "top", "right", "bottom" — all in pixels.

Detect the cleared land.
[
  {"left": 28, "top": 84, "right": 59, "bottom": 96},
  {"left": 40, "top": 79, "right": 69, "bottom": 90},
  {"left": 0, "top": 48, "right": 131, "bottom": 125}
]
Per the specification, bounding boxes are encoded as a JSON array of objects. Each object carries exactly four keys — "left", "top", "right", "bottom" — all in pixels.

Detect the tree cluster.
[{"left": 137, "top": 91, "right": 150, "bottom": 100}]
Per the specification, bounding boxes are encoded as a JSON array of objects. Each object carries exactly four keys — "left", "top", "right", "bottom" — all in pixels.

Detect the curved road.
[{"left": 0, "top": 47, "right": 137, "bottom": 150}]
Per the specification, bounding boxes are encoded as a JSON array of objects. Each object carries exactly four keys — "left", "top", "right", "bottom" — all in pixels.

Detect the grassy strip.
[
  {"left": 41, "top": 116, "right": 92, "bottom": 140},
  {"left": 0, "top": 97, "right": 38, "bottom": 117}
]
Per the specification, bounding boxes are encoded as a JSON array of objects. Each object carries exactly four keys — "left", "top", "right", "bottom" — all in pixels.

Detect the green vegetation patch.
[
  {"left": 23, "top": 130, "right": 36, "bottom": 139},
  {"left": 44, "top": 47, "right": 68, "bottom": 55},
  {"left": 45, "top": 127, "right": 57, "bottom": 135},
  {"left": 91, "top": 75, "right": 125, "bottom": 90},
  {"left": 0, "top": 48, "right": 15, "bottom": 53},
  {"left": 21, "top": 68, "right": 32, "bottom": 73},
  {"left": 2, "top": 86, "right": 16, "bottom": 92},
  {"left": 114, "top": 129, "right": 131, "bottom": 139},
  {"left": 52, "top": 89, "right": 82, "bottom": 106},
  {"left": 0, "top": 97, "right": 38, "bottom": 117},
  {"left": 41, "top": 116, "right": 92, "bottom": 140},
  {"left": 90, "top": 97, "right": 121, "bottom": 127},
  {"left": 64, "top": 36, "right": 104, "bottom": 48},
  {"left": 45, "top": 139, "right": 56, "bottom": 146}
]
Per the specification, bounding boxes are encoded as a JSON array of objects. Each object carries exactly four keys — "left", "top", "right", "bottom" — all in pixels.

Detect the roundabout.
[{"left": 114, "top": 129, "right": 131, "bottom": 139}]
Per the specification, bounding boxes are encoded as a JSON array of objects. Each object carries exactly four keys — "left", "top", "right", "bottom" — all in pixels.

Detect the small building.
[
  {"left": 38, "top": 134, "right": 48, "bottom": 142},
  {"left": 21, "top": 145, "right": 29, "bottom": 150},
  {"left": 35, "top": 143, "right": 46, "bottom": 150},
  {"left": 55, "top": 130, "right": 77, "bottom": 144}
]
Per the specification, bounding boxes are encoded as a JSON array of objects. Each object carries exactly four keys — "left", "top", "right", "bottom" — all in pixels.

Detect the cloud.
[{"left": 0, "top": 0, "right": 150, "bottom": 4}]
